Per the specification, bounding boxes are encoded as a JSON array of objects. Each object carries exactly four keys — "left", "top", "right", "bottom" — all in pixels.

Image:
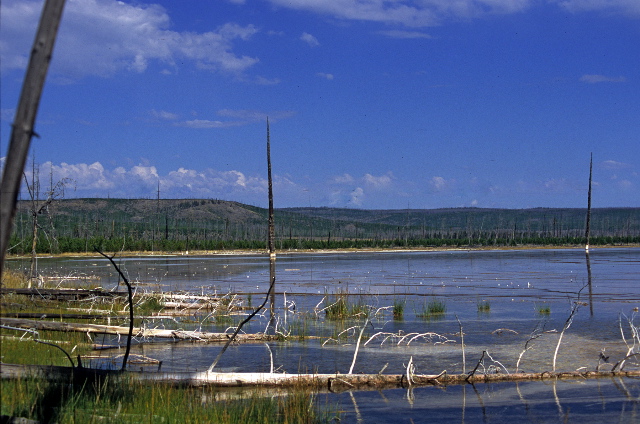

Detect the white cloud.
[
  {"left": 600, "top": 160, "right": 631, "bottom": 169},
  {"left": 268, "top": 0, "right": 533, "bottom": 27},
  {"left": 429, "top": 176, "right": 448, "bottom": 191},
  {"left": 179, "top": 119, "right": 241, "bottom": 129},
  {"left": 21, "top": 161, "right": 271, "bottom": 199},
  {"left": 300, "top": 32, "right": 320, "bottom": 47},
  {"left": 580, "top": 74, "right": 627, "bottom": 83},
  {"left": 555, "top": 0, "right": 640, "bottom": 16},
  {"left": 377, "top": 30, "right": 432, "bottom": 39},
  {"left": 1, "top": 0, "right": 259, "bottom": 78},
  {"left": 617, "top": 179, "right": 633, "bottom": 190},
  {"left": 363, "top": 172, "right": 394, "bottom": 188},
  {"left": 175, "top": 109, "right": 295, "bottom": 129},
  {"left": 266, "top": 0, "right": 640, "bottom": 28},
  {"left": 316, "top": 72, "right": 334, "bottom": 80},
  {"left": 350, "top": 187, "right": 364, "bottom": 206},
  {"left": 151, "top": 109, "right": 179, "bottom": 121},
  {"left": 332, "top": 174, "right": 356, "bottom": 184}
]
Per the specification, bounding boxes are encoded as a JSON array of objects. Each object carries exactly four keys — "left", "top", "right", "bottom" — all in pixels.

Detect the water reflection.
[
  {"left": 586, "top": 251, "right": 593, "bottom": 317},
  {"left": 329, "top": 377, "right": 640, "bottom": 423}
]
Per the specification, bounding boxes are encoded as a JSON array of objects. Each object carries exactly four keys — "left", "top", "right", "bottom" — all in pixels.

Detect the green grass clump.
[
  {"left": 1, "top": 376, "right": 337, "bottom": 423},
  {"left": 393, "top": 299, "right": 405, "bottom": 320},
  {"left": 137, "top": 294, "right": 165, "bottom": 315},
  {"left": 477, "top": 300, "right": 491, "bottom": 313},
  {"left": 536, "top": 304, "right": 551, "bottom": 315},
  {"left": 417, "top": 298, "right": 446, "bottom": 319},
  {"left": 325, "top": 290, "right": 368, "bottom": 320}
]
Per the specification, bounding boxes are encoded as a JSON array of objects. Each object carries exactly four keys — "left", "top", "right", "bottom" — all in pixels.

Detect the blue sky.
[{"left": 1, "top": 0, "right": 639, "bottom": 209}]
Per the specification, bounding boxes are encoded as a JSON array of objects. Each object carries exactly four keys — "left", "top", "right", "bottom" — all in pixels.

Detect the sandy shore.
[{"left": 5, "top": 243, "right": 639, "bottom": 261}]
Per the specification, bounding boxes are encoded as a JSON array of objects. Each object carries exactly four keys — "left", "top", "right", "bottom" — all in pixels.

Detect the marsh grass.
[
  {"left": 1, "top": 269, "right": 30, "bottom": 288},
  {"left": 393, "top": 298, "right": 405, "bottom": 320},
  {"left": 416, "top": 297, "right": 446, "bottom": 320},
  {"left": 136, "top": 295, "right": 164, "bottom": 315},
  {"left": 477, "top": 300, "right": 491, "bottom": 314},
  {"left": 324, "top": 290, "right": 368, "bottom": 320},
  {"left": 0, "top": 327, "right": 93, "bottom": 366},
  {"left": 1, "top": 376, "right": 336, "bottom": 424},
  {"left": 536, "top": 304, "right": 551, "bottom": 315}
]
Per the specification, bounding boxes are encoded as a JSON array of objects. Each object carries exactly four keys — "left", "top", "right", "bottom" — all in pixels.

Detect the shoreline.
[{"left": 5, "top": 243, "right": 639, "bottom": 260}]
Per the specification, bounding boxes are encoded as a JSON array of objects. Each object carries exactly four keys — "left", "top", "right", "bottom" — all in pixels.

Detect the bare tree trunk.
[
  {"left": 0, "top": 0, "right": 67, "bottom": 278},
  {"left": 585, "top": 152, "right": 593, "bottom": 252},
  {"left": 267, "top": 118, "right": 276, "bottom": 322}
]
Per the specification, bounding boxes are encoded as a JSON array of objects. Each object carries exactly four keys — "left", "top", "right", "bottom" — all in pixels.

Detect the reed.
[
  {"left": 324, "top": 290, "right": 368, "bottom": 320},
  {"left": 1, "top": 376, "right": 337, "bottom": 423},
  {"left": 393, "top": 298, "right": 405, "bottom": 319},
  {"left": 417, "top": 298, "right": 446, "bottom": 319}
]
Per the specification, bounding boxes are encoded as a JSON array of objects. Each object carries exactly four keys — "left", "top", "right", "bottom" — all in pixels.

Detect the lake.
[{"left": 6, "top": 247, "right": 640, "bottom": 422}]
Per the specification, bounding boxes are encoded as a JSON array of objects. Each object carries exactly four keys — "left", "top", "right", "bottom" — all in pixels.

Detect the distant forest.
[{"left": 7, "top": 198, "right": 640, "bottom": 254}]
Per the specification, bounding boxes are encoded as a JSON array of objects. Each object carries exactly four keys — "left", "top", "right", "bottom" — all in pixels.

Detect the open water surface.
[{"left": 6, "top": 247, "right": 640, "bottom": 422}]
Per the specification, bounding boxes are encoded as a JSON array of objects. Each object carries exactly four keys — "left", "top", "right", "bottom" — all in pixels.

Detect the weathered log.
[
  {"left": 2, "top": 363, "right": 639, "bottom": 390},
  {"left": 0, "top": 287, "right": 125, "bottom": 299},
  {"left": 0, "top": 317, "right": 279, "bottom": 342}
]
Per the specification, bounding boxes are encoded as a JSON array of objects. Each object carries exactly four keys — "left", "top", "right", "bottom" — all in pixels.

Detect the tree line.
[{"left": 6, "top": 198, "right": 640, "bottom": 255}]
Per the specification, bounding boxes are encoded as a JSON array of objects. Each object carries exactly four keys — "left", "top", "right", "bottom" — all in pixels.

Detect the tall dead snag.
[
  {"left": 96, "top": 250, "right": 134, "bottom": 371},
  {"left": 267, "top": 117, "right": 276, "bottom": 320},
  {"left": 0, "top": 0, "right": 67, "bottom": 278},
  {"left": 207, "top": 118, "right": 277, "bottom": 372},
  {"left": 585, "top": 152, "right": 593, "bottom": 252}
]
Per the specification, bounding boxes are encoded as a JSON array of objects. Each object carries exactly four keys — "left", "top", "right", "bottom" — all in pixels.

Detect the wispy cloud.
[
  {"left": 300, "top": 32, "right": 320, "bottom": 47},
  {"left": 266, "top": 0, "right": 640, "bottom": 27},
  {"left": 378, "top": 30, "right": 432, "bottom": 39},
  {"left": 580, "top": 74, "right": 627, "bottom": 83},
  {"left": 151, "top": 109, "right": 179, "bottom": 121},
  {"left": 600, "top": 159, "right": 631, "bottom": 169},
  {"left": 557, "top": 0, "right": 640, "bottom": 16},
  {"left": 316, "top": 72, "right": 334, "bottom": 80},
  {"left": 1, "top": 0, "right": 259, "bottom": 79},
  {"left": 175, "top": 109, "right": 295, "bottom": 129}
]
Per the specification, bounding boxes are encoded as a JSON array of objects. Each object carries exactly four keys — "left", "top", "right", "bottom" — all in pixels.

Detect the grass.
[
  {"left": 0, "top": 325, "right": 97, "bottom": 366},
  {"left": 477, "top": 300, "right": 491, "bottom": 313},
  {"left": 536, "top": 304, "right": 551, "bottom": 315},
  {"left": 393, "top": 298, "right": 405, "bottom": 320},
  {"left": 136, "top": 294, "right": 165, "bottom": 315},
  {"left": 416, "top": 297, "right": 446, "bottom": 319},
  {"left": 324, "top": 289, "right": 368, "bottom": 320},
  {"left": 1, "top": 269, "right": 31, "bottom": 288},
  {"left": 1, "top": 376, "right": 337, "bottom": 424}
]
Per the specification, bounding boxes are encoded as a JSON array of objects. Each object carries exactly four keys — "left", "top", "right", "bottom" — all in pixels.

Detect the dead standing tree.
[
  {"left": 0, "top": 0, "right": 67, "bottom": 279},
  {"left": 208, "top": 118, "right": 277, "bottom": 372},
  {"left": 23, "top": 158, "right": 72, "bottom": 285},
  {"left": 585, "top": 152, "right": 593, "bottom": 252}
]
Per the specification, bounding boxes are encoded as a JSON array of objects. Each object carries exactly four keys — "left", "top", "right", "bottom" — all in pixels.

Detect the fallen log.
[
  {"left": 0, "top": 317, "right": 279, "bottom": 342},
  {"left": 2, "top": 363, "right": 639, "bottom": 390},
  {"left": 0, "top": 313, "right": 175, "bottom": 320},
  {"left": 0, "top": 287, "right": 125, "bottom": 300}
]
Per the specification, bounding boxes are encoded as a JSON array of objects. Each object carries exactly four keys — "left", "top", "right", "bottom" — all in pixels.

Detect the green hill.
[{"left": 8, "top": 199, "right": 640, "bottom": 254}]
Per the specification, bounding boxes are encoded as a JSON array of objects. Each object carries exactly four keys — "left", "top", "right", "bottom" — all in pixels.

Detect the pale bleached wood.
[
  {"left": 0, "top": 317, "right": 278, "bottom": 342},
  {"left": 2, "top": 363, "right": 639, "bottom": 390}
]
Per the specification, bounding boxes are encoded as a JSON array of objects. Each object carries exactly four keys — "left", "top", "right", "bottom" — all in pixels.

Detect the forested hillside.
[{"left": 8, "top": 198, "right": 640, "bottom": 254}]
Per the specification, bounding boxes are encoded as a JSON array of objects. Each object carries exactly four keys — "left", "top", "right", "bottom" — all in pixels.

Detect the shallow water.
[{"left": 7, "top": 247, "right": 640, "bottom": 422}]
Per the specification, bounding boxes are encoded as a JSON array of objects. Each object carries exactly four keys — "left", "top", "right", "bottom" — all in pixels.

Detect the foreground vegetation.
[{"left": 1, "top": 376, "right": 334, "bottom": 424}]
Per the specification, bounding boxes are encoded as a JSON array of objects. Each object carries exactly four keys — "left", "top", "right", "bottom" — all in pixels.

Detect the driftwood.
[
  {"left": 0, "top": 313, "right": 176, "bottom": 320},
  {"left": 2, "top": 363, "right": 639, "bottom": 390},
  {"left": 0, "top": 317, "right": 279, "bottom": 342},
  {"left": 0, "top": 287, "right": 125, "bottom": 299}
]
